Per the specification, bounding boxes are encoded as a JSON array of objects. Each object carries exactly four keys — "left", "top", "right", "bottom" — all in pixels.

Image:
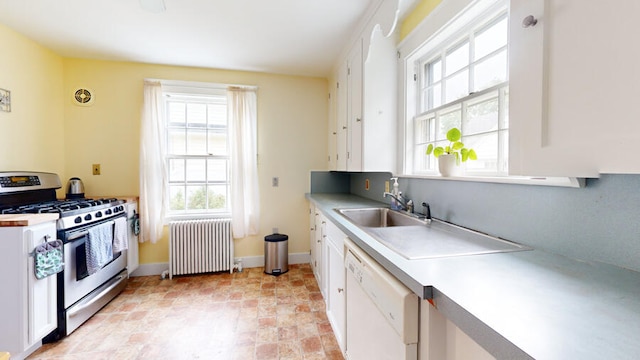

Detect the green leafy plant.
[{"left": 426, "top": 128, "right": 477, "bottom": 165}]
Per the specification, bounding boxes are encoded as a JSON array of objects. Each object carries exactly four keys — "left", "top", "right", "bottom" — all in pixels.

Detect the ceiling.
[{"left": 0, "top": 0, "right": 381, "bottom": 77}]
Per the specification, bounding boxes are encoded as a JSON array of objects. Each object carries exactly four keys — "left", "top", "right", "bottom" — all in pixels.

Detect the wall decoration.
[{"left": 0, "top": 88, "right": 10, "bottom": 112}]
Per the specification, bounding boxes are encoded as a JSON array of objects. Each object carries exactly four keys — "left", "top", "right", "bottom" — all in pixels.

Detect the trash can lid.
[{"left": 265, "top": 233, "right": 288, "bottom": 242}]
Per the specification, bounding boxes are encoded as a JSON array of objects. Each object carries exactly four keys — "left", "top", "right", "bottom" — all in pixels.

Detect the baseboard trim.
[
  {"left": 130, "top": 263, "right": 168, "bottom": 277},
  {"left": 130, "top": 252, "right": 310, "bottom": 277}
]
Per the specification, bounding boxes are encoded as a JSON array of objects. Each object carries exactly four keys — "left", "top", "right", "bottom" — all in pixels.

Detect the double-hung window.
[
  {"left": 164, "top": 88, "right": 230, "bottom": 216},
  {"left": 407, "top": 0, "right": 509, "bottom": 176}
]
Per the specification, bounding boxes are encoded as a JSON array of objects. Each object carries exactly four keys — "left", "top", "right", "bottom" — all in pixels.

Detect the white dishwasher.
[{"left": 344, "top": 238, "right": 419, "bottom": 360}]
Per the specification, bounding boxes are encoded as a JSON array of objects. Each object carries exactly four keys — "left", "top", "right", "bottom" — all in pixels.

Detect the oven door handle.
[
  {"left": 66, "top": 219, "right": 117, "bottom": 241},
  {"left": 67, "top": 274, "right": 127, "bottom": 317},
  {"left": 67, "top": 231, "right": 89, "bottom": 241}
]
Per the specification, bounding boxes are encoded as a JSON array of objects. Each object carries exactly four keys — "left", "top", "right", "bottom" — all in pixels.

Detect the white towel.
[
  {"left": 112, "top": 217, "right": 129, "bottom": 253},
  {"left": 86, "top": 221, "right": 114, "bottom": 275}
]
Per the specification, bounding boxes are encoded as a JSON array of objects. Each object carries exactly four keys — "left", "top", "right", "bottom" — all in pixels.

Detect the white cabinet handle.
[{"left": 522, "top": 15, "right": 538, "bottom": 28}]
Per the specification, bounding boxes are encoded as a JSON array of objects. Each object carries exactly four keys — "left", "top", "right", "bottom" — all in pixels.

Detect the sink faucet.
[
  {"left": 383, "top": 192, "right": 412, "bottom": 213},
  {"left": 421, "top": 202, "right": 432, "bottom": 222}
]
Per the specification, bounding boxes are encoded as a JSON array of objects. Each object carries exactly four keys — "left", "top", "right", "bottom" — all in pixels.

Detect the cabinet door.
[
  {"left": 509, "top": 0, "right": 640, "bottom": 176},
  {"left": 327, "top": 235, "right": 346, "bottom": 353},
  {"left": 309, "top": 204, "right": 317, "bottom": 271},
  {"left": 328, "top": 75, "right": 338, "bottom": 170},
  {"left": 347, "top": 38, "right": 364, "bottom": 171},
  {"left": 26, "top": 222, "right": 57, "bottom": 345},
  {"left": 126, "top": 202, "right": 139, "bottom": 275},
  {"left": 336, "top": 61, "right": 349, "bottom": 171},
  {"left": 419, "top": 300, "right": 494, "bottom": 360},
  {"left": 314, "top": 211, "right": 325, "bottom": 295},
  {"left": 362, "top": 25, "right": 397, "bottom": 172}
]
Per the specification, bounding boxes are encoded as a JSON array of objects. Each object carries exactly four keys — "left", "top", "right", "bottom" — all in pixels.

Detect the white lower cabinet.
[
  {"left": 324, "top": 220, "right": 346, "bottom": 354},
  {"left": 419, "top": 300, "right": 494, "bottom": 360},
  {"left": 309, "top": 203, "right": 325, "bottom": 295},
  {"left": 312, "top": 210, "right": 493, "bottom": 359},
  {"left": 0, "top": 221, "right": 58, "bottom": 360},
  {"left": 309, "top": 203, "right": 317, "bottom": 272},
  {"left": 310, "top": 208, "right": 347, "bottom": 355}
]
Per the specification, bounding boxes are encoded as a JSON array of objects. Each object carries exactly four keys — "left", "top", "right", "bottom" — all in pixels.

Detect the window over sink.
[
  {"left": 399, "top": 0, "right": 582, "bottom": 187},
  {"left": 407, "top": 0, "right": 509, "bottom": 177}
]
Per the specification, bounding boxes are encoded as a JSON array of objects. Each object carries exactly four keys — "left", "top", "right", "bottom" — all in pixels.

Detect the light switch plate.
[{"left": 92, "top": 164, "right": 101, "bottom": 175}]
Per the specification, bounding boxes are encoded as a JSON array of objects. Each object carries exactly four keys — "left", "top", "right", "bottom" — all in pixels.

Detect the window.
[
  {"left": 164, "top": 89, "right": 230, "bottom": 215},
  {"left": 406, "top": 0, "right": 509, "bottom": 176}
]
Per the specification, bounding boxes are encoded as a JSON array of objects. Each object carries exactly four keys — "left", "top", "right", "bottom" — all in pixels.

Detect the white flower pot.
[{"left": 438, "top": 154, "right": 462, "bottom": 177}]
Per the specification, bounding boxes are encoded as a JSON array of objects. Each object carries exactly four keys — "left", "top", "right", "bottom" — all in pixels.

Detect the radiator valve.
[
  {"left": 234, "top": 259, "right": 244, "bottom": 273},
  {"left": 161, "top": 269, "right": 169, "bottom": 279}
]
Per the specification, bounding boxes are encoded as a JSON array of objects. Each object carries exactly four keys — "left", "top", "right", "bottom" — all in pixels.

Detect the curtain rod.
[{"left": 144, "top": 78, "right": 258, "bottom": 91}]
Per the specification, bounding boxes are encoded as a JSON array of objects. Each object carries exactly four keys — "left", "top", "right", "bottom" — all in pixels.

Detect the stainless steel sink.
[
  {"left": 336, "top": 207, "right": 428, "bottom": 227},
  {"left": 335, "top": 207, "right": 530, "bottom": 260}
]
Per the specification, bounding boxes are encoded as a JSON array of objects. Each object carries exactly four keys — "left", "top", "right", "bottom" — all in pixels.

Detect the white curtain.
[
  {"left": 228, "top": 87, "right": 260, "bottom": 238},
  {"left": 139, "top": 81, "right": 167, "bottom": 243}
]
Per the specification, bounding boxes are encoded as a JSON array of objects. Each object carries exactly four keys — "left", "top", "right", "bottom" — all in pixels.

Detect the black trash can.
[{"left": 264, "top": 233, "right": 288, "bottom": 275}]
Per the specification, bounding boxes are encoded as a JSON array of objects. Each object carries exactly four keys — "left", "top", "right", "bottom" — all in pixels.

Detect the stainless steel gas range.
[{"left": 0, "top": 171, "right": 129, "bottom": 340}]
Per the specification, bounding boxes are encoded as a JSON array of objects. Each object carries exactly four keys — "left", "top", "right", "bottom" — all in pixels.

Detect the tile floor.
[{"left": 28, "top": 264, "right": 344, "bottom": 360}]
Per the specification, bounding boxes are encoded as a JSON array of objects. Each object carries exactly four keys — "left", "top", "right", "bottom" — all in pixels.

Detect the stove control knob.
[
  {"left": 74, "top": 216, "right": 82, "bottom": 224},
  {"left": 105, "top": 209, "right": 112, "bottom": 215},
  {"left": 95, "top": 211, "right": 102, "bottom": 218},
  {"left": 84, "top": 214, "right": 92, "bottom": 221}
]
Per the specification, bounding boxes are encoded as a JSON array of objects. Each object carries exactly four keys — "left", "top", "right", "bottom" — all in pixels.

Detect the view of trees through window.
[{"left": 165, "top": 92, "right": 230, "bottom": 215}]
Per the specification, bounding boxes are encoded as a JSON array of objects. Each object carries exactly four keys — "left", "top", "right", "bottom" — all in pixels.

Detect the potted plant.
[{"left": 426, "top": 127, "right": 477, "bottom": 176}]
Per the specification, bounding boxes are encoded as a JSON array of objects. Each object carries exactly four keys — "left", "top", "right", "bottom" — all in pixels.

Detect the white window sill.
[{"left": 401, "top": 173, "right": 586, "bottom": 188}]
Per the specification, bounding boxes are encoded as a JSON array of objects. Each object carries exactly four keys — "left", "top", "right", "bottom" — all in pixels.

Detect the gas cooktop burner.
[
  {"left": 0, "top": 171, "right": 128, "bottom": 230},
  {"left": 0, "top": 198, "right": 122, "bottom": 215}
]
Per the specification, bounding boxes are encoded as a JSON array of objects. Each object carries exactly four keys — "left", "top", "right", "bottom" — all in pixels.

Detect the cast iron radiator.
[{"left": 169, "top": 219, "right": 233, "bottom": 278}]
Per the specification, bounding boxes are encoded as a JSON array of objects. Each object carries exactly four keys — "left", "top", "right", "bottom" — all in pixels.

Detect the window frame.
[
  {"left": 163, "top": 85, "right": 232, "bottom": 219},
  {"left": 412, "top": 5, "right": 509, "bottom": 176},
  {"left": 398, "top": 0, "right": 583, "bottom": 187}
]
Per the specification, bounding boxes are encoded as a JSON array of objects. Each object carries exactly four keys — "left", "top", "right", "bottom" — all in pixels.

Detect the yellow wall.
[
  {"left": 63, "top": 58, "right": 329, "bottom": 264},
  {"left": 1, "top": 21, "right": 328, "bottom": 265},
  {"left": 400, "top": 0, "right": 442, "bottom": 40},
  {"left": 0, "top": 23, "right": 66, "bottom": 191},
  {"left": 0, "top": 0, "right": 438, "bottom": 268}
]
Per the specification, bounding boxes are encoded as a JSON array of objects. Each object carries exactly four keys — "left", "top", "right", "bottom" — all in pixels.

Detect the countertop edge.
[{"left": 0, "top": 214, "right": 59, "bottom": 227}]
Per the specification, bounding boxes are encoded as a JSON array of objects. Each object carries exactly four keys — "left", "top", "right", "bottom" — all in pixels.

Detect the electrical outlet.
[
  {"left": 385, "top": 181, "right": 390, "bottom": 193},
  {"left": 272, "top": 177, "right": 279, "bottom": 187},
  {"left": 92, "top": 164, "right": 101, "bottom": 175},
  {"left": 272, "top": 227, "right": 279, "bottom": 234}
]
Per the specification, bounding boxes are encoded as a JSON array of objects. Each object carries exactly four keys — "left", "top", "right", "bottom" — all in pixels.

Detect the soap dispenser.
[{"left": 390, "top": 177, "right": 401, "bottom": 210}]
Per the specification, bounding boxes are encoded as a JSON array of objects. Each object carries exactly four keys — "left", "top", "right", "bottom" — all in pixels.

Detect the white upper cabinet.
[
  {"left": 509, "top": 0, "right": 640, "bottom": 177},
  {"left": 347, "top": 39, "right": 364, "bottom": 171},
  {"left": 330, "top": 0, "right": 400, "bottom": 173}
]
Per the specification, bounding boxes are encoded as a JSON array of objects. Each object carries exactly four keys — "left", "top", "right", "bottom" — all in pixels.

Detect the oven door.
[{"left": 62, "top": 216, "right": 128, "bottom": 309}]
